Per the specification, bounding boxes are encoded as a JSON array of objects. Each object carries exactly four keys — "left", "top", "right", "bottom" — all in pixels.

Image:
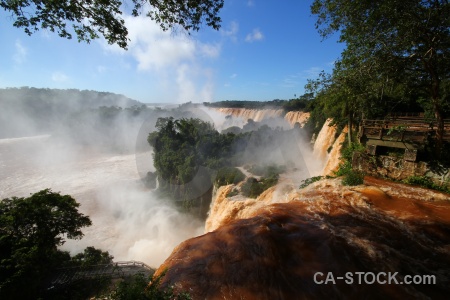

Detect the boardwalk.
[
  {"left": 48, "top": 261, "right": 154, "bottom": 289},
  {"left": 359, "top": 117, "right": 450, "bottom": 161}
]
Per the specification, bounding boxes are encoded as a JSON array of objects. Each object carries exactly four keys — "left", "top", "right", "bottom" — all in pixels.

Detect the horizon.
[{"left": 0, "top": 1, "right": 344, "bottom": 104}]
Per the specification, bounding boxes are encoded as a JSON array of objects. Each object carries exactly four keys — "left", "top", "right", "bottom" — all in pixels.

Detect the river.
[{"left": 0, "top": 134, "right": 203, "bottom": 268}]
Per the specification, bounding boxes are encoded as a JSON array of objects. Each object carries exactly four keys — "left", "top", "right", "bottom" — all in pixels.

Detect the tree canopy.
[
  {"left": 309, "top": 0, "right": 450, "bottom": 154},
  {"left": 0, "top": 189, "right": 92, "bottom": 299},
  {"left": 1, "top": 0, "right": 224, "bottom": 49}
]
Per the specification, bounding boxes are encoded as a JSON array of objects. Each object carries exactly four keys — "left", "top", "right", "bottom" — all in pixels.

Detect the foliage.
[
  {"left": 403, "top": 175, "right": 450, "bottom": 194},
  {"left": 0, "top": 87, "right": 144, "bottom": 139},
  {"left": 1, "top": 0, "right": 224, "bottom": 48},
  {"left": 71, "top": 246, "right": 114, "bottom": 267},
  {"left": 148, "top": 118, "right": 298, "bottom": 206},
  {"left": 204, "top": 94, "right": 315, "bottom": 112},
  {"left": 341, "top": 170, "right": 365, "bottom": 186},
  {"left": 247, "top": 164, "right": 286, "bottom": 177},
  {"left": 241, "top": 174, "right": 279, "bottom": 199},
  {"left": 146, "top": 0, "right": 223, "bottom": 33},
  {"left": 108, "top": 272, "right": 191, "bottom": 300},
  {"left": 340, "top": 141, "right": 366, "bottom": 163},
  {"left": 148, "top": 117, "right": 247, "bottom": 213},
  {"left": 282, "top": 93, "right": 315, "bottom": 112},
  {"left": 299, "top": 176, "right": 323, "bottom": 189},
  {"left": 226, "top": 188, "right": 239, "bottom": 198},
  {"left": 148, "top": 117, "right": 233, "bottom": 186},
  {"left": 334, "top": 141, "right": 366, "bottom": 186},
  {"left": 204, "top": 99, "right": 286, "bottom": 109},
  {"left": 310, "top": 0, "right": 450, "bottom": 156},
  {"left": 0, "top": 189, "right": 92, "bottom": 299},
  {"left": 215, "top": 167, "right": 245, "bottom": 187}
]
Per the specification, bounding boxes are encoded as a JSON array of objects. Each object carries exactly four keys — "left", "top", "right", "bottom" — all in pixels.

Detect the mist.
[
  {"left": 201, "top": 105, "right": 324, "bottom": 183},
  {"left": 0, "top": 93, "right": 208, "bottom": 268},
  {"left": 0, "top": 94, "right": 323, "bottom": 268}
]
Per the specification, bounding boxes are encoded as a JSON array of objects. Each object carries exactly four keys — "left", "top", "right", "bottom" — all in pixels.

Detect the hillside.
[{"left": 0, "top": 87, "right": 142, "bottom": 138}]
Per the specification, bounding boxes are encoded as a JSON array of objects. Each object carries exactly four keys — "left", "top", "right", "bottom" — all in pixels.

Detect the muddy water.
[
  {"left": 0, "top": 135, "right": 203, "bottom": 267},
  {"left": 157, "top": 178, "right": 450, "bottom": 299}
]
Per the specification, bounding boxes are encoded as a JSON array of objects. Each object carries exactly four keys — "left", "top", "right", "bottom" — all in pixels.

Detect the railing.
[
  {"left": 359, "top": 118, "right": 450, "bottom": 147},
  {"left": 48, "top": 260, "right": 155, "bottom": 289}
]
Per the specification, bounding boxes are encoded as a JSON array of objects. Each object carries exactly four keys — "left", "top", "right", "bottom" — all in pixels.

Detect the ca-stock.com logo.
[{"left": 134, "top": 105, "right": 311, "bottom": 203}]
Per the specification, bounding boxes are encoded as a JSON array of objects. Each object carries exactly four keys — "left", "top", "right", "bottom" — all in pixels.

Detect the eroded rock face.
[{"left": 155, "top": 178, "right": 450, "bottom": 299}]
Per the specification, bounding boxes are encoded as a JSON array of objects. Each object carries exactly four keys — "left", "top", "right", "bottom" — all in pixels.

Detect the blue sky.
[{"left": 0, "top": 0, "right": 344, "bottom": 103}]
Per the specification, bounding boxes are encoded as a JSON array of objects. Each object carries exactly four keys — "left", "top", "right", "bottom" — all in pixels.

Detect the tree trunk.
[
  {"left": 434, "top": 103, "right": 444, "bottom": 159},
  {"left": 348, "top": 112, "right": 353, "bottom": 147}
]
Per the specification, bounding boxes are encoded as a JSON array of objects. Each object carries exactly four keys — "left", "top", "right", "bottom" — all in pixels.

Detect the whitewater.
[{"left": 0, "top": 134, "right": 203, "bottom": 268}]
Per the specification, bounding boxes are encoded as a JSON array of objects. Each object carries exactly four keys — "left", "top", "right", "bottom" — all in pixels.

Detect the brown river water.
[{"left": 156, "top": 177, "right": 450, "bottom": 299}]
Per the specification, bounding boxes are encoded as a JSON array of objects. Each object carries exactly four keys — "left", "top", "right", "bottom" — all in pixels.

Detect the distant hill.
[{"left": 0, "top": 87, "right": 142, "bottom": 138}]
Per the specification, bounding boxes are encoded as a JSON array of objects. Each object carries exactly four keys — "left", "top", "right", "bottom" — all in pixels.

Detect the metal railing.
[{"left": 48, "top": 260, "right": 155, "bottom": 288}]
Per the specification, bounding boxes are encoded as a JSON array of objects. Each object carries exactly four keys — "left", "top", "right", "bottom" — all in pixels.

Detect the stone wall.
[{"left": 352, "top": 152, "right": 450, "bottom": 188}]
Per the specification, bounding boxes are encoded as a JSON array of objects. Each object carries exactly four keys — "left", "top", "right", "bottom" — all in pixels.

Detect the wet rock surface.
[{"left": 156, "top": 178, "right": 450, "bottom": 299}]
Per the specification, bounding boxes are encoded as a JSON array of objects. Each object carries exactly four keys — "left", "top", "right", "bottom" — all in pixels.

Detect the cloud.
[
  {"left": 51, "top": 71, "right": 69, "bottom": 82},
  {"left": 221, "top": 21, "right": 239, "bottom": 42},
  {"left": 245, "top": 28, "right": 264, "bottom": 42},
  {"left": 230, "top": 73, "right": 238, "bottom": 79},
  {"left": 100, "top": 12, "right": 219, "bottom": 102},
  {"left": 175, "top": 64, "right": 214, "bottom": 103},
  {"left": 102, "top": 14, "right": 221, "bottom": 71},
  {"left": 13, "top": 40, "right": 28, "bottom": 64},
  {"left": 200, "top": 43, "right": 221, "bottom": 58},
  {"left": 247, "top": 0, "right": 255, "bottom": 7}
]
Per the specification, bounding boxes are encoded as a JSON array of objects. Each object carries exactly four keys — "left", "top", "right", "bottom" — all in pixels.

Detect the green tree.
[
  {"left": 311, "top": 0, "right": 450, "bottom": 156},
  {"left": 71, "top": 246, "right": 114, "bottom": 267},
  {"left": 1, "top": 0, "right": 224, "bottom": 49},
  {"left": 0, "top": 189, "right": 92, "bottom": 299}
]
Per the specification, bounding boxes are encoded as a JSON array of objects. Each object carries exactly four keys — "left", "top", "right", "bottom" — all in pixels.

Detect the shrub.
[
  {"left": 403, "top": 175, "right": 450, "bottom": 193},
  {"left": 108, "top": 272, "right": 191, "bottom": 300},
  {"left": 248, "top": 164, "right": 286, "bottom": 177},
  {"left": 241, "top": 177, "right": 263, "bottom": 198},
  {"left": 241, "top": 174, "right": 279, "bottom": 198},
  {"left": 215, "top": 167, "right": 245, "bottom": 187},
  {"left": 226, "top": 188, "right": 239, "bottom": 198},
  {"left": 342, "top": 170, "right": 365, "bottom": 186},
  {"left": 299, "top": 176, "right": 323, "bottom": 189}
]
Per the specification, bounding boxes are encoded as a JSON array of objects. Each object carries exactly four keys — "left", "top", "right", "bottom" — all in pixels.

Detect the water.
[
  {"left": 0, "top": 135, "right": 203, "bottom": 268},
  {"left": 156, "top": 177, "right": 450, "bottom": 299}
]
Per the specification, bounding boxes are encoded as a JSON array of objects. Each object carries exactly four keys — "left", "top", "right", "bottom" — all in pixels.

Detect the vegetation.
[
  {"left": 241, "top": 174, "right": 279, "bottom": 199},
  {"left": 0, "top": 87, "right": 142, "bottom": 139},
  {"left": 308, "top": 0, "right": 450, "bottom": 157},
  {"left": 333, "top": 140, "right": 366, "bottom": 186},
  {"left": 1, "top": 0, "right": 224, "bottom": 49},
  {"left": 204, "top": 99, "right": 286, "bottom": 109},
  {"left": 71, "top": 246, "right": 114, "bottom": 267},
  {"left": 341, "top": 170, "right": 365, "bottom": 186},
  {"left": 106, "top": 272, "right": 191, "bottom": 300},
  {"left": 247, "top": 164, "right": 286, "bottom": 177},
  {"left": 204, "top": 95, "right": 315, "bottom": 112},
  {"left": 403, "top": 175, "right": 450, "bottom": 194},
  {"left": 215, "top": 167, "right": 245, "bottom": 187},
  {"left": 299, "top": 176, "right": 324, "bottom": 189},
  {"left": 148, "top": 118, "right": 294, "bottom": 206},
  {"left": 0, "top": 189, "right": 92, "bottom": 299}
]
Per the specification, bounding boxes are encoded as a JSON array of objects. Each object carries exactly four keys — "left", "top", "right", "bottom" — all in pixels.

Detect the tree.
[
  {"left": 0, "top": 189, "right": 92, "bottom": 299},
  {"left": 311, "top": 0, "right": 450, "bottom": 156},
  {"left": 71, "top": 246, "right": 114, "bottom": 267},
  {"left": 1, "top": 0, "right": 224, "bottom": 49}
]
